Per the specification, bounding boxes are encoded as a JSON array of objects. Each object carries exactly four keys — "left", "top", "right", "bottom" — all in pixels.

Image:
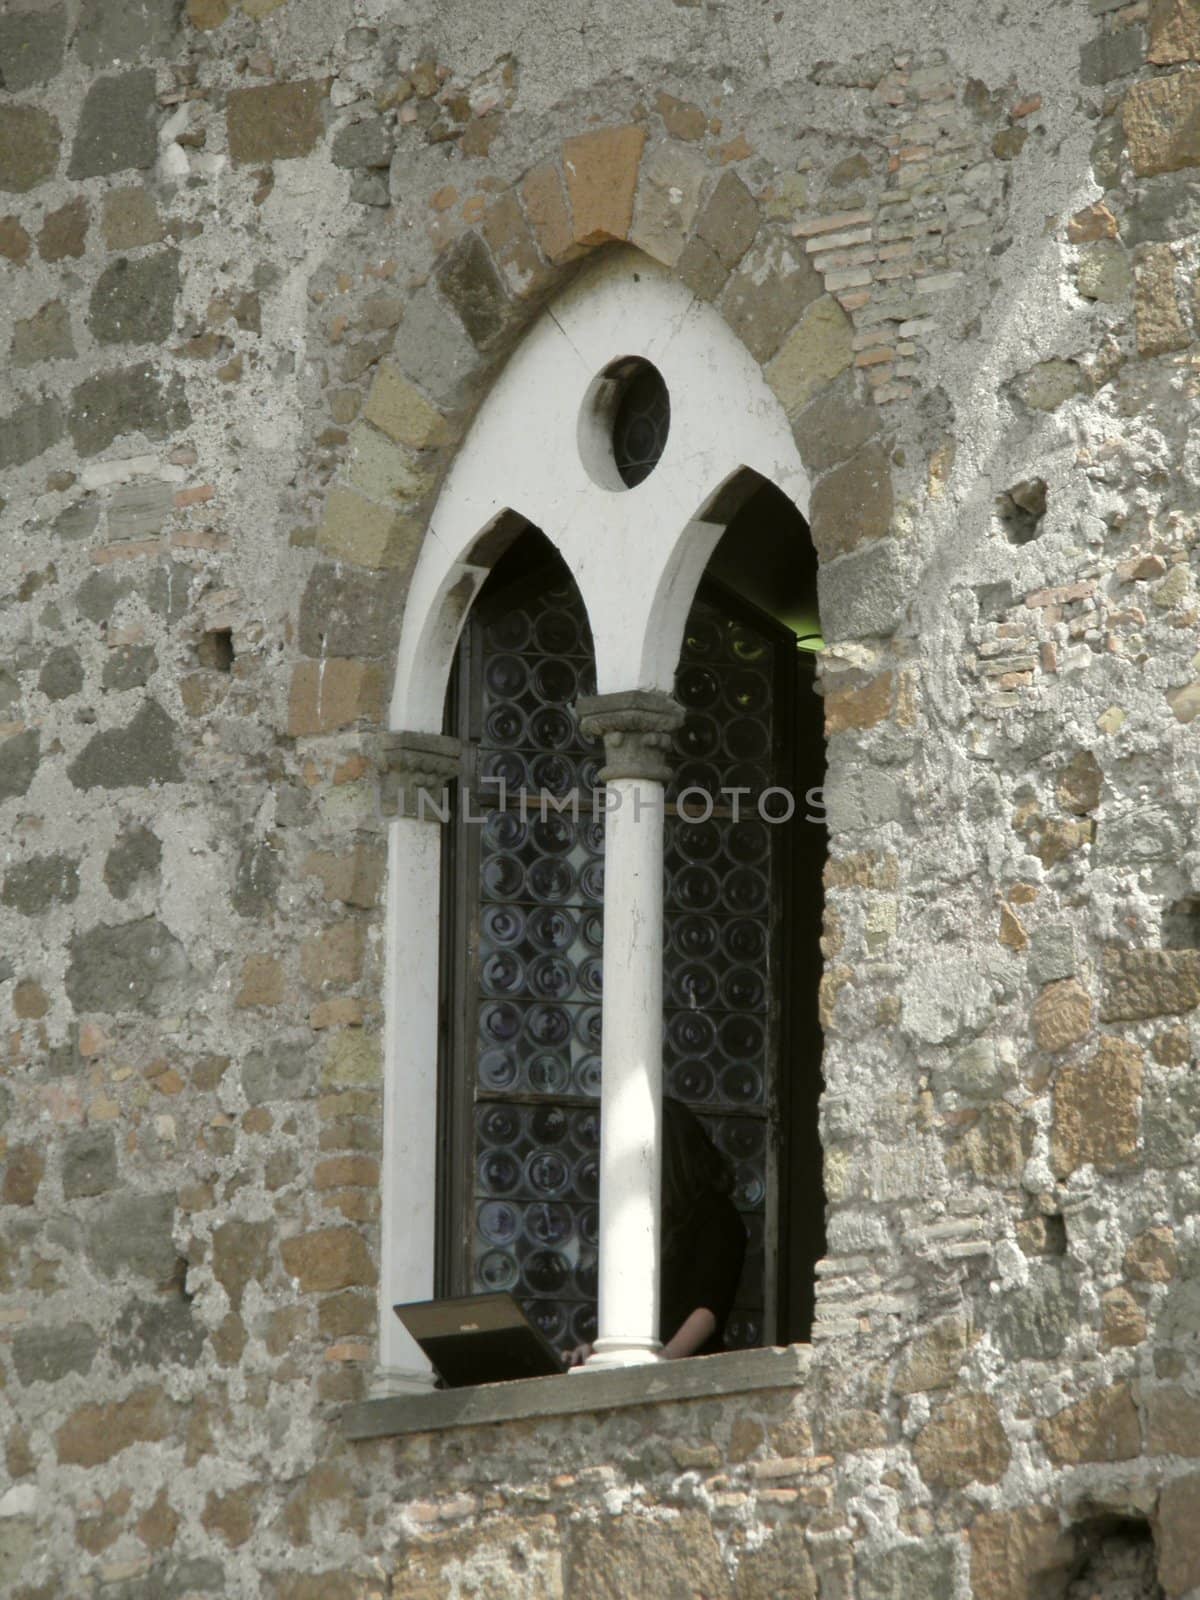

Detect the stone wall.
[{"left": 2, "top": 0, "right": 1200, "bottom": 1594}]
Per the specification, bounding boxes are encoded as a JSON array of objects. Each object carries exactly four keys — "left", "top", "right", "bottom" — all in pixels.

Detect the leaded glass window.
[{"left": 440, "top": 526, "right": 813, "bottom": 1359}]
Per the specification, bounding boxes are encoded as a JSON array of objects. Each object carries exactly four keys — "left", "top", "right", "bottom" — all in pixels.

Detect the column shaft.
[{"left": 576, "top": 690, "right": 683, "bottom": 1371}]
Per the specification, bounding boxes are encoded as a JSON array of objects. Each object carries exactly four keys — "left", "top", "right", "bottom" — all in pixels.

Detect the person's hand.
[{"left": 565, "top": 1341, "right": 592, "bottom": 1369}]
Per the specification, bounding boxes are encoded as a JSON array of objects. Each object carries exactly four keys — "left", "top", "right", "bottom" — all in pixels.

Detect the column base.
[
  {"left": 369, "top": 1362, "right": 438, "bottom": 1398},
  {"left": 576, "top": 1336, "right": 663, "bottom": 1372}
]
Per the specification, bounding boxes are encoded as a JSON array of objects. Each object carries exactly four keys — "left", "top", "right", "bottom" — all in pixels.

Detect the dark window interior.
[{"left": 439, "top": 479, "right": 826, "bottom": 1353}]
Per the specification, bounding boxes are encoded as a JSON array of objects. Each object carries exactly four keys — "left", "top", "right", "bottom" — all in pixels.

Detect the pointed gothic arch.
[{"left": 376, "top": 249, "right": 832, "bottom": 1387}]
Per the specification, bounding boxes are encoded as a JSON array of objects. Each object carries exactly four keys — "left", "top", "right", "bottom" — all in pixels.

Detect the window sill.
[{"left": 343, "top": 1344, "right": 811, "bottom": 1440}]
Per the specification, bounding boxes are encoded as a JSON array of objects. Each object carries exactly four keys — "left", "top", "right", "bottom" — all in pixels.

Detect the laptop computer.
[{"left": 393, "top": 1292, "right": 566, "bottom": 1388}]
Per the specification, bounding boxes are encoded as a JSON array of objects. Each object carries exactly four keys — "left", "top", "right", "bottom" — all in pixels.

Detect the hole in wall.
[
  {"left": 197, "top": 628, "right": 234, "bottom": 672},
  {"left": 995, "top": 477, "right": 1048, "bottom": 545},
  {"left": 577, "top": 356, "right": 671, "bottom": 491},
  {"left": 1043, "top": 1213, "right": 1068, "bottom": 1255},
  {"left": 1056, "top": 1516, "right": 1163, "bottom": 1600},
  {"left": 1163, "top": 895, "right": 1200, "bottom": 950}
]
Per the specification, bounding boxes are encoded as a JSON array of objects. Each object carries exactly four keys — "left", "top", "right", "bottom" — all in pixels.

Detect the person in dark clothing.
[
  {"left": 567, "top": 1097, "right": 746, "bottom": 1365},
  {"left": 657, "top": 1096, "right": 746, "bottom": 1357}
]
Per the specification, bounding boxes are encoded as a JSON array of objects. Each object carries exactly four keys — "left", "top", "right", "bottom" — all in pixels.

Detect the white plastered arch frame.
[{"left": 378, "top": 248, "right": 812, "bottom": 1389}]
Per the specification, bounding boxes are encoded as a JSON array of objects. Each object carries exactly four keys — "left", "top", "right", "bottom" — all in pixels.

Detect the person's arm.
[{"left": 660, "top": 1306, "right": 717, "bottom": 1360}]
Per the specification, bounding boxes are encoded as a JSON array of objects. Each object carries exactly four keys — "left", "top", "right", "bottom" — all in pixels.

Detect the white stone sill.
[{"left": 343, "top": 1344, "right": 811, "bottom": 1440}]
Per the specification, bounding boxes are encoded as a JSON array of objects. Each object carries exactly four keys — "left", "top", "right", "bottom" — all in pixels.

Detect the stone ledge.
[{"left": 342, "top": 1344, "right": 811, "bottom": 1439}]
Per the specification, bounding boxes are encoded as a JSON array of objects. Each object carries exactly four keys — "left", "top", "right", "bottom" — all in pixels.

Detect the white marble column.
[
  {"left": 374, "top": 732, "right": 461, "bottom": 1397},
  {"left": 576, "top": 691, "right": 684, "bottom": 1369}
]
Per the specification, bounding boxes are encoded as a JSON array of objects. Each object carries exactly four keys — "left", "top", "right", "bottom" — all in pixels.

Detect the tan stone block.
[
  {"left": 136, "top": 1487, "right": 179, "bottom": 1551},
  {"left": 969, "top": 1507, "right": 1074, "bottom": 1600},
  {"left": 56, "top": 1386, "right": 172, "bottom": 1467},
  {"left": 630, "top": 139, "right": 708, "bottom": 267},
  {"left": 346, "top": 422, "right": 428, "bottom": 504},
  {"left": 1125, "top": 71, "right": 1200, "bottom": 177},
  {"left": 913, "top": 1392, "right": 1011, "bottom": 1490},
  {"left": 362, "top": 365, "right": 449, "bottom": 449},
  {"left": 314, "top": 1154, "right": 379, "bottom": 1189},
  {"left": 1014, "top": 358, "right": 1085, "bottom": 412},
  {"left": 2, "top": 1143, "right": 43, "bottom": 1206},
  {"left": 300, "top": 922, "right": 364, "bottom": 989},
  {"left": 727, "top": 1417, "right": 764, "bottom": 1462},
  {"left": 822, "top": 1408, "right": 887, "bottom": 1454},
  {"left": 211, "top": 1310, "right": 247, "bottom": 1362},
  {"left": 1051, "top": 1036, "right": 1142, "bottom": 1177},
  {"left": 303, "top": 845, "right": 386, "bottom": 908},
  {"left": 808, "top": 439, "right": 893, "bottom": 562},
  {"left": 287, "top": 659, "right": 383, "bottom": 736},
  {"left": 824, "top": 671, "right": 895, "bottom": 734},
  {"left": 561, "top": 124, "right": 646, "bottom": 247},
  {"left": 1150, "top": 0, "right": 1200, "bottom": 64},
  {"left": 1102, "top": 946, "right": 1200, "bottom": 1021},
  {"left": 479, "top": 188, "right": 554, "bottom": 301},
  {"left": 1136, "top": 243, "right": 1190, "bottom": 356},
  {"left": 1156, "top": 1470, "right": 1200, "bottom": 1594},
  {"left": 1032, "top": 978, "right": 1093, "bottom": 1053},
  {"left": 1125, "top": 1224, "right": 1179, "bottom": 1282},
  {"left": 521, "top": 160, "right": 583, "bottom": 265},
  {"left": 1057, "top": 748, "right": 1102, "bottom": 814},
  {"left": 202, "top": 1485, "right": 260, "bottom": 1549},
  {"left": 0, "top": 215, "right": 32, "bottom": 265},
  {"left": 101, "top": 187, "right": 164, "bottom": 252},
  {"left": 567, "top": 1511, "right": 732, "bottom": 1600},
  {"left": 1153, "top": 1025, "right": 1191, "bottom": 1065},
  {"left": 1168, "top": 680, "right": 1200, "bottom": 722},
  {"left": 656, "top": 92, "right": 707, "bottom": 142},
  {"left": 1077, "top": 240, "right": 1132, "bottom": 303},
  {"left": 733, "top": 1525, "right": 817, "bottom": 1599},
  {"left": 236, "top": 953, "right": 283, "bottom": 1009},
  {"left": 766, "top": 296, "right": 854, "bottom": 419},
  {"left": 311, "top": 997, "right": 364, "bottom": 1029},
  {"left": 211, "top": 1218, "right": 273, "bottom": 1311},
  {"left": 894, "top": 1315, "right": 973, "bottom": 1395},
  {"left": 280, "top": 1225, "right": 377, "bottom": 1293},
  {"left": 227, "top": 80, "right": 326, "bottom": 165},
  {"left": 824, "top": 851, "right": 899, "bottom": 892},
  {"left": 1145, "top": 1386, "right": 1200, "bottom": 1455},
  {"left": 1100, "top": 1286, "right": 1147, "bottom": 1348},
  {"left": 946, "top": 1102, "right": 1026, "bottom": 1184},
  {"left": 1066, "top": 202, "right": 1118, "bottom": 243},
  {"left": 1038, "top": 1382, "right": 1140, "bottom": 1465},
  {"left": 322, "top": 1030, "right": 381, "bottom": 1087},
  {"left": 999, "top": 903, "right": 1028, "bottom": 950},
  {"left": 318, "top": 1290, "right": 373, "bottom": 1339},
  {"left": 13, "top": 978, "right": 47, "bottom": 1019},
  {"left": 317, "top": 485, "right": 421, "bottom": 570},
  {"left": 186, "top": 0, "right": 231, "bottom": 25}
]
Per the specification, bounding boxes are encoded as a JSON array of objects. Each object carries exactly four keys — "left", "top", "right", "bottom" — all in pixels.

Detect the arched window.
[
  {"left": 437, "top": 478, "right": 825, "bottom": 1363},
  {"left": 375, "top": 251, "right": 825, "bottom": 1390}
]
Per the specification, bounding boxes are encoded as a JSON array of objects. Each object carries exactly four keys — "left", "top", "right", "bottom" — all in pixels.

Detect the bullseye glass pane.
[
  {"left": 470, "top": 577, "right": 607, "bottom": 1349},
  {"left": 469, "top": 579, "right": 781, "bottom": 1353}
]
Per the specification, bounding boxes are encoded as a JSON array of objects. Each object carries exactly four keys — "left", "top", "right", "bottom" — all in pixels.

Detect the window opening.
[
  {"left": 611, "top": 359, "right": 670, "bottom": 487},
  {"left": 440, "top": 489, "right": 825, "bottom": 1360},
  {"left": 577, "top": 357, "right": 671, "bottom": 491}
]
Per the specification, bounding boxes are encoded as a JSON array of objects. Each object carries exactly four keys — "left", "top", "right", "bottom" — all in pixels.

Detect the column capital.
[
  {"left": 577, "top": 690, "right": 684, "bottom": 784},
  {"left": 378, "top": 730, "right": 463, "bottom": 819}
]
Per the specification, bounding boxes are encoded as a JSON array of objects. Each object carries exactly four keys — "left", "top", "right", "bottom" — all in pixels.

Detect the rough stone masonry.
[{"left": 1, "top": 0, "right": 1200, "bottom": 1595}]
